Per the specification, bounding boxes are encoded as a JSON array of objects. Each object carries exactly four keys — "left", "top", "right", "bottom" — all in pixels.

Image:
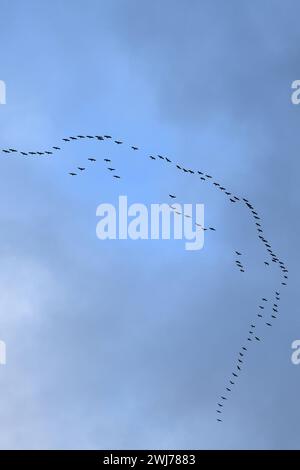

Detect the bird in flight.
[{"left": 88, "top": 158, "right": 96, "bottom": 162}]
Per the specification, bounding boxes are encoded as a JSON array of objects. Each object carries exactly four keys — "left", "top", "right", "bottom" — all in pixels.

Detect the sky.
[{"left": 0, "top": 0, "right": 299, "bottom": 450}]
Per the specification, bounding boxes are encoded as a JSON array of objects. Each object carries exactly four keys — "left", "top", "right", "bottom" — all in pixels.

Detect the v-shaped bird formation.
[{"left": 1, "top": 134, "right": 288, "bottom": 423}]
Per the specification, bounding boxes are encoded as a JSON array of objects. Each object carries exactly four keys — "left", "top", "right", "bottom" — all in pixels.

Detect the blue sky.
[{"left": 0, "top": 0, "right": 299, "bottom": 449}]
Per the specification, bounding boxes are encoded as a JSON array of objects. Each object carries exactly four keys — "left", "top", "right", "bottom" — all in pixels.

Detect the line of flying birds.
[{"left": 1, "top": 133, "right": 288, "bottom": 423}]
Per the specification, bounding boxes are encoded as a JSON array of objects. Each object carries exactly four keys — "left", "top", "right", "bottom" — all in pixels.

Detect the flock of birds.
[{"left": 1, "top": 134, "right": 288, "bottom": 423}]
